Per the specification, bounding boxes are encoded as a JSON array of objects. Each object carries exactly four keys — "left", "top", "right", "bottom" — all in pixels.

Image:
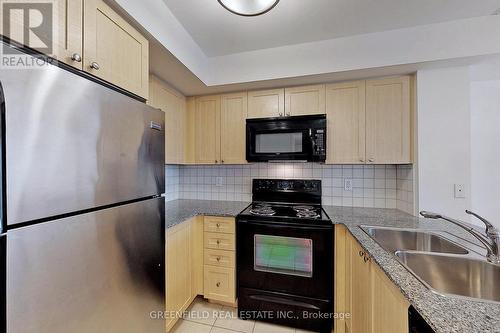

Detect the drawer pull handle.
[
  {"left": 364, "top": 255, "right": 371, "bottom": 263},
  {"left": 216, "top": 257, "right": 221, "bottom": 262},
  {"left": 359, "top": 250, "right": 364, "bottom": 257},
  {"left": 216, "top": 223, "right": 220, "bottom": 228},
  {"left": 216, "top": 282, "right": 221, "bottom": 287}
]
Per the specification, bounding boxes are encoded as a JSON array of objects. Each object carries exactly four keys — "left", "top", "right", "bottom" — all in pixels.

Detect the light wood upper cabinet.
[
  {"left": 284, "top": 84, "right": 326, "bottom": 116},
  {"left": 84, "top": 0, "right": 149, "bottom": 99},
  {"left": 0, "top": 0, "right": 83, "bottom": 69},
  {"left": 55, "top": 0, "right": 83, "bottom": 69},
  {"left": 326, "top": 81, "right": 366, "bottom": 164},
  {"left": 195, "top": 95, "right": 221, "bottom": 164},
  {"left": 148, "top": 76, "right": 186, "bottom": 164},
  {"left": 247, "top": 88, "right": 285, "bottom": 118},
  {"left": 185, "top": 97, "right": 197, "bottom": 164},
  {"left": 221, "top": 92, "right": 247, "bottom": 164},
  {"left": 365, "top": 76, "right": 411, "bottom": 164}
]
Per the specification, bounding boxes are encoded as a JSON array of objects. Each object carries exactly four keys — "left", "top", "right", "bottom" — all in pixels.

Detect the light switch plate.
[{"left": 454, "top": 184, "right": 466, "bottom": 198}]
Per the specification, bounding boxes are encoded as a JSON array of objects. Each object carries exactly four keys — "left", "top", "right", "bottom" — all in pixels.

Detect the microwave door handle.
[{"left": 309, "top": 129, "right": 317, "bottom": 153}]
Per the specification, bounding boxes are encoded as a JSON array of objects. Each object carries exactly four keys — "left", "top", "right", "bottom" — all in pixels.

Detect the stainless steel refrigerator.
[{"left": 0, "top": 42, "right": 165, "bottom": 333}]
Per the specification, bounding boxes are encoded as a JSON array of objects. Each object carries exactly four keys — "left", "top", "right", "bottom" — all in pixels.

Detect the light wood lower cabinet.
[
  {"left": 166, "top": 216, "right": 236, "bottom": 331},
  {"left": 203, "top": 216, "right": 236, "bottom": 304},
  {"left": 166, "top": 218, "right": 193, "bottom": 332},
  {"left": 334, "top": 225, "right": 409, "bottom": 333}
]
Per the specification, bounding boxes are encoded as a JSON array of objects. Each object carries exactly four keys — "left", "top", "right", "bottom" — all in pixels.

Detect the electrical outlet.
[
  {"left": 216, "top": 177, "right": 223, "bottom": 187},
  {"left": 344, "top": 178, "right": 353, "bottom": 191},
  {"left": 454, "top": 184, "right": 466, "bottom": 198}
]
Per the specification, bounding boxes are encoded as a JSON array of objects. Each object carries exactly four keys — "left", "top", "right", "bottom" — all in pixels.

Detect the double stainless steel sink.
[{"left": 361, "top": 226, "right": 500, "bottom": 303}]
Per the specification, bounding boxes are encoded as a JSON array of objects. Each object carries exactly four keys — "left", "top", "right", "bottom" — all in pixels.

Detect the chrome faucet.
[{"left": 420, "top": 210, "right": 500, "bottom": 264}]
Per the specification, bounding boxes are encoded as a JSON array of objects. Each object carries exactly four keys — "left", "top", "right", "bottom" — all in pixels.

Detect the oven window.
[
  {"left": 255, "top": 132, "right": 303, "bottom": 153},
  {"left": 254, "top": 235, "right": 313, "bottom": 277}
]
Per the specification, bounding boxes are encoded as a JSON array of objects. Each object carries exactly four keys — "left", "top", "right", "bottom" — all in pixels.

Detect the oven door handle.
[
  {"left": 248, "top": 294, "right": 321, "bottom": 310},
  {"left": 238, "top": 220, "right": 332, "bottom": 231}
]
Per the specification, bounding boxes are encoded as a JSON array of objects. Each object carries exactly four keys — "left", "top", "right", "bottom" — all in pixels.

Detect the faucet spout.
[{"left": 419, "top": 210, "right": 500, "bottom": 264}]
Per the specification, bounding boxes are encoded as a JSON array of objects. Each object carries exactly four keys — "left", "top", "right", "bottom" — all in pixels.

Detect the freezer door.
[
  {"left": 7, "top": 198, "right": 165, "bottom": 333},
  {"left": 0, "top": 51, "right": 165, "bottom": 225}
]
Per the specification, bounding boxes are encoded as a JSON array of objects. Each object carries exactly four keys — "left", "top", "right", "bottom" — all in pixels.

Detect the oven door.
[
  {"left": 237, "top": 219, "right": 333, "bottom": 300},
  {"left": 246, "top": 116, "right": 326, "bottom": 162}
]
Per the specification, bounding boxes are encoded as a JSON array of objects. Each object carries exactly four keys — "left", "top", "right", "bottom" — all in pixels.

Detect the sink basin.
[
  {"left": 396, "top": 251, "right": 500, "bottom": 303},
  {"left": 361, "top": 226, "right": 469, "bottom": 254}
]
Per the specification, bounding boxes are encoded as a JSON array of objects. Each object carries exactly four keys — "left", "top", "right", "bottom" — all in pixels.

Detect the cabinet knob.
[
  {"left": 215, "top": 160, "right": 218, "bottom": 164},
  {"left": 368, "top": 158, "right": 374, "bottom": 163},
  {"left": 359, "top": 158, "right": 365, "bottom": 162},
  {"left": 71, "top": 53, "right": 82, "bottom": 62},
  {"left": 279, "top": 113, "right": 283, "bottom": 117},
  {"left": 221, "top": 160, "right": 224, "bottom": 164},
  {"left": 216, "top": 223, "right": 220, "bottom": 228},
  {"left": 216, "top": 257, "right": 221, "bottom": 262},
  {"left": 216, "top": 282, "right": 221, "bottom": 287},
  {"left": 359, "top": 250, "right": 364, "bottom": 257},
  {"left": 216, "top": 240, "right": 220, "bottom": 245},
  {"left": 90, "top": 62, "right": 100, "bottom": 70},
  {"left": 364, "top": 255, "right": 371, "bottom": 263}
]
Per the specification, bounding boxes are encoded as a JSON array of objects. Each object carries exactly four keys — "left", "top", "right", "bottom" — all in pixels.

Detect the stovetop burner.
[
  {"left": 241, "top": 202, "right": 330, "bottom": 224},
  {"left": 249, "top": 204, "right": 276, "bottom": 216}
]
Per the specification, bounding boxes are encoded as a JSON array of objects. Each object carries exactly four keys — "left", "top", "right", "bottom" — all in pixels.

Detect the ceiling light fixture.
[{"left": 217, "top": 0, "right": 280, "bottom": 17}]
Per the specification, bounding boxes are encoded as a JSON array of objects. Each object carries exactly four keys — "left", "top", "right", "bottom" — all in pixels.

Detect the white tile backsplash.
[{"left": 165, "top": 163, "right": 415, "bottom": 213}]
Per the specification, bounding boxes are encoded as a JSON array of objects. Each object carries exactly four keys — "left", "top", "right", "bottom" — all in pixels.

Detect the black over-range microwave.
[{"left": 246, "top": 114, "right": 326, "bottom": 162}]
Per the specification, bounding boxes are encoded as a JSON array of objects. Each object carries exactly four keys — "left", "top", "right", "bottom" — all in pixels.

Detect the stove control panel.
[{"left": 253, "top": 179, "right": 321, "bottom": 192}]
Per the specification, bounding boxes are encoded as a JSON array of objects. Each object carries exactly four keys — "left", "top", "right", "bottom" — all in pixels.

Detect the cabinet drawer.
[
  {"left": 204, "top": 216, "right": 235, "bottom": 234},
  {"left": 204, "top": 249, "right": 235, "bottom": 268},
  {"left": 204, "top": 265, "right": 235, "bottom": 303},
  {"left": 204, "top": 232, "right": 235, "bottom": 251}
]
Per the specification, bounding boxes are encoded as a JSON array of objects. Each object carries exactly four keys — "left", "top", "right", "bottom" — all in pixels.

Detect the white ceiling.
[{"left": 163, "top": 0, "right": 500, "bottom": 57}]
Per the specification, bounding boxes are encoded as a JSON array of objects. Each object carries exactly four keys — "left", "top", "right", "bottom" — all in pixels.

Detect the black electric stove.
[{"left": 236, "top": 179, "right": 334, "bottom": 333}]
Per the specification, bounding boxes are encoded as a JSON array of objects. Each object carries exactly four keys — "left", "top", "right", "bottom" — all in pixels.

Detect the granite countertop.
[
  {"left": 324, "top": 206, "right": 500, "bottom": 333},
  {"left": 165, "top": 199, "right": 250, "bottom": 228},
  {"left": 165, "top": 199, "right": 500, "bottom": 333}
]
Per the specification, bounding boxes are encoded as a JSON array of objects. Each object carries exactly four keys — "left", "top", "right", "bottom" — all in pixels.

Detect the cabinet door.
[
  {"left": 55, "top": 0, "right": 83, "bottom": 68},
  {"left": 184, "top": 97, "right": 196, "bottom": 164},
  {"left": 166, "top": 220, "right": 192, "bottom": 331},
  {"left": 372, "top": 264, "right": 409, "bottom": 333},
  {"left": 84, "top": 0, "right": 149, "bottom": 98},
  {"left": 0, "top": 0, "right": 83, "bottom": 69},
  {"left": 195, "top": 95, "right": 221, "bottom": 164},
  {"left": 365, "top": 76, "right": 411, "bottom": 164},
  {"left": 326, "top": 81, "right": 366, "bottom": 164},
  {"left": 220, "top": 92, "right": 247, "bottom": 164},
  {"left": 350, "top": 237, "right": 373, "bottom": 333},
  {"left": 149, "top": 76, "right": 185, "bottom": 164},
  {"left": 247, "top": 88, "right": 284, "bottom": 118},
  {"left": 285, "top": 84, "right": 326, "bottom": 116}
]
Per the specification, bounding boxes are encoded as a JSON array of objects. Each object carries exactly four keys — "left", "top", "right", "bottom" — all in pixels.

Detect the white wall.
[
  {"left": 416, "top": 66, "right": 472, "bottom": 222},
  {"left": 470, "top": 79, "right": 500, "bottom": 226}
]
